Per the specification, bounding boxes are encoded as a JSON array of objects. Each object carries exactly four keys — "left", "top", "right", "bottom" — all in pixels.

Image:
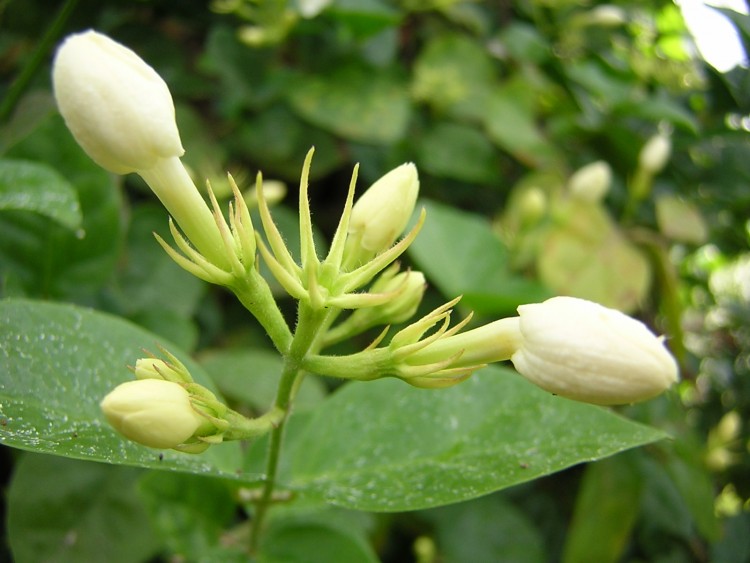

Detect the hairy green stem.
[
  {"left": 248, "top": 302, "right": 330, "bottom": 553},
  {"left": 232, "top": 269, "right": 293, "bottom": 354}
]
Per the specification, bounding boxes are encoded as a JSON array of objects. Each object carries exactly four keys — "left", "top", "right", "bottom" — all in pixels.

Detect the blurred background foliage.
[{"left": 1, "top": 0, "right": 750, "bottom": 561}]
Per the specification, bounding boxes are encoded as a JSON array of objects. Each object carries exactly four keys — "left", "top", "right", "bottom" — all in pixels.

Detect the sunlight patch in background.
[{"left": 678, "top": 0, "right": 748, "bottom": 72}]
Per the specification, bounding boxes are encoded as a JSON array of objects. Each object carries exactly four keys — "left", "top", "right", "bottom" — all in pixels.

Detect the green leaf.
[
  {"left": 138, "top": 471, "right": 242, "bottom": 561},
  {"left": 259, "top": 519, "right": 379, "bottom": 563},
  {"left": 287, "top": 65, "right": 410, "bottom": 143},
  {"left": 0, "top": 298, "right": 244, "bottom": 478},
  {"left": 562, "top": 453, "right": 643, "bottom": 563},
  {"left": 416, "top": 122, "right": 498, "bottom": 183},
  {"left": 199, "top": 348, "right": 327, "bottom": 413},
  {"left": 7, "top": 453, "right": 161, "bottom": 563},
  {"left": 280, "top": 367, "right": 668, "bottom": 512},
  {"left": 0, "top": 115, "right": 121, "bottom": 299},
  {"left": 411, "top": 33, "right": 496, "bottom": 120},
  {"left": 408, "top": 199, "right": 549, "bottom": 315},
  {"left": 483, "top": 86, "right": 561, "bottom": 168},
  {"left": 110, "top": 204, "right": 206, "bottom": 350},
  {"left": 0, "top": 158, "right": 82, "bottom": 229},
  {"left": 329, "top": 0, "right": 401, "bottom": 39},
  {"left": 422, "top": 493, "right": 546, "bottom": 563},
  {"left": 536, "top": 200, "right": 651, "bottom": 313}
]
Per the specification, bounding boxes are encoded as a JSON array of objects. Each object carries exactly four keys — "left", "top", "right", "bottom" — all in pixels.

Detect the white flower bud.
[
  {"left": 638, "top": 133, "right": 671, "bottom": 174},
  {"left": 568, "top": 161, "right": 612, "bottom": 203},
  {"left": 100, "top": 379, "right": 205, "bottom": 449},
  {"left": 510, "top": 296, "right": 679, "bottom": 405},
  {"left": 344, "top": 163, "right": 419, "bottom": 266},
  {"left": 52, "top": 30, "right": 184, "bottom": 174}
]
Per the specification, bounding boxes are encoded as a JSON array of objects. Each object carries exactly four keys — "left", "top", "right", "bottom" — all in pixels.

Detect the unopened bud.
[
  {"left": 568, "top": 161, "right": 611, "bottom": 203},
  {"left": 100, "top": 379, "right": 208, "bottom": 449},
  {"left": 511, "top": 296, "right": 679, "bottom": 405},
  {"left": 639, "top": 133, "right": 671, "bottom": 174},
  {"left": 52, "top": 30, "right": 183, "bottom": 174},
  {"left": 344, "top": 163, "right": 419, "bottom": 267}
]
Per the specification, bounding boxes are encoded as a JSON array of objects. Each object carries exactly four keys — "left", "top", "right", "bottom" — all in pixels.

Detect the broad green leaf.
[
  {"left": 328, "top": 0, "right": 401, "bottom": 39},
  {"left": 416, "top": 122, "right": 498, "bottom": 183},
  {"left": 0, "top": 158, "right": 82, "bottom": 229},
  {"left": 411, "top": 33, "right": 496, "bottom": 120},
  {"left": 280, "top": 367, "right": 668, "bottom": 512},
  {"left": 0, "top": 115, "right": 121, "bottom": 300},
  {"left": 537, "top": 200, "right": 651, "bottom": 313},
  {"left": 664, "top": 439, "right": 721, "bottom": 541},
  {"left": 259, "top": 520, "right": 379, "bottom": 563},
  {"left": 235, "top": 104, "right": 343, "bottom": 182},
  {"left": 287, "top": 65, "right": 410, "bottom": 143},
  {"left": 408, "top": 199, "right": 549, "bottom": 315},
  {"left": 138, "top": 471, "right": 243, "bottom": 561},
  {"left": 562, "top": 453, "right": 643, "bottom": 563},
  {"left": 655, "top": 194, "right": 708, "bottom": 245},
  {"left": 484, "top": 86, "right": 561, "bottom": 168},
  {"left": 199, "top": 348, "right": 327, "bottom": 412},
  {"left": 7, "top": 453, "right": 160, "bottom": 563},
  {"left": 110, "top": 204, "right": 206, "bottom": 350},
  {"left": 0, "top": 298, "right": 244, "bottom": 477},
  {"left": 422, "top": 493, "right": 546, "bottom": 563}
]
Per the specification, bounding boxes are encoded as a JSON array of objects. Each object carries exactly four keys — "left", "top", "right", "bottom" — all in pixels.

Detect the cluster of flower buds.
[
  {"left": 54, "top": 30, "right": 680, "bottom": 456},
  {"left": 255, "top": 148, "right": 423, "bottom": 312}
]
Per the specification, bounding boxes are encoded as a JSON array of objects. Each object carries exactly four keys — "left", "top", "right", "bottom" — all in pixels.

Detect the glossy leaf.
[
  {"left": 287, "top": 65, "right": 410, "bottom": 143},
  {"left": 416, "top": 122, "right": 498, "bottom": 183},
  {"left": 0, "top": 115, "right": 121, "bottom": 299},
  {"left": 138, "top": 471, "right": 243, "bottom": 561},
  {"left": 407, "top": 199, "right": 549, "bottom": 315},
  {"left": 199, "top": 348, "right": 327, "bottom": 413},
  {"left": 7, "top": 453, "right": 160, "bottom": 563},
  {"left": 0, "top": 298, "right": 244, "bottom": 477},
  {"left": 562, "top": 453, "right": 643, "bottom": 563},
  {"left": 280, "top": 367, "right": 668, "bottom": 512},
  {"left": 0, "top": 158, "right": 82, "bottom": 229},
  {"left": 422, "top": 493, "right": 546, "bottom": 563},
  {"left": 259, "top": 520, "right": 379, "bottom": 563}
]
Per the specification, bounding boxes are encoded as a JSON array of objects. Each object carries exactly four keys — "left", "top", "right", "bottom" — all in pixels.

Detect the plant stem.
[
  {"left": 0, "top": 0, "right": 79, "bottom": 122},
  {"left": 233, "top": 269, "right": 293, "bottom": 354},
  {"left": 248, "top": 302, "right": 329, "bottom": 554}
]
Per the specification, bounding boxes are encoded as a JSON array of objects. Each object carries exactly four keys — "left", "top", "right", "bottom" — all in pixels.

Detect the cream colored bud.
[
  {"left": 568, "top": 161, "right": 612, "bottom": 203},
  {"left": 639, "top": 133, "right": 671, "bottom": 174},
  {"left": 53, "top": 30, "right": 184, "bottom": 174},
  {"left": 100, "top": 379, "right": 205, "bottom": 449},
  {"left": 588, "top": 5, "right": 627, "bottom": 26},
  {"left": 371, "top": 270, "right": 426, "bottom": 324},
  {"left": 510, "top": 296, "right": 678, "bottom": 405},
  {"left": 345, "top": 163, "right": 419, "bottom": 265}
]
